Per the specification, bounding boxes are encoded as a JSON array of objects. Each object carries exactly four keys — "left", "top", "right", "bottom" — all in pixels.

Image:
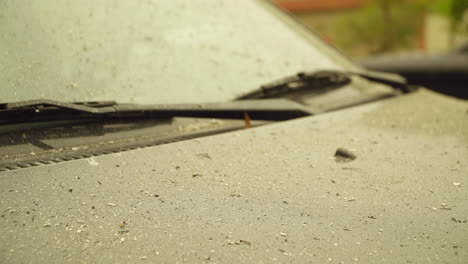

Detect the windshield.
[{"left": 0, "top": 0, "right": 358, "bottom": 104}]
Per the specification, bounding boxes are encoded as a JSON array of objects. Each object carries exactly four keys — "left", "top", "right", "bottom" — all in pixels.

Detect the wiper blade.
[
  {"left": 0, "top": 99, "right": 313, "bottom": 125},
  {"left": 235, "top": 69, "right": 411, "bottom": 100}
]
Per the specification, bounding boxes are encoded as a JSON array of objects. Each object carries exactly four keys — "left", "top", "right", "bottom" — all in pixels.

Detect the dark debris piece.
[
  {"left": 335, "top": 148, "right": 357, "bottom": 163},
  {"left": 239, "top": 240, "right": 251, "bottom": 246},
  {"left": 197, "top": 153, "right": 212, "bottom": 159},
  {"left": 451, "top": 217, "right": 467, "bottom": 223}
]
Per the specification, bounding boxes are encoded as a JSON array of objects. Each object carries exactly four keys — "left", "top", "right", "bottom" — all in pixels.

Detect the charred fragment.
[{"left": 335, "top": 148, "right": 357, "bottom": 162}]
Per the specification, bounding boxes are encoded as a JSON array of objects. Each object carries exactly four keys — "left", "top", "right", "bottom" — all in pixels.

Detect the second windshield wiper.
[
  {"left": 0, "top": 99, "right": 313, "bottom": 126},
  {"left": 235, "top": 69, "right": 411, "bottom": 100}
]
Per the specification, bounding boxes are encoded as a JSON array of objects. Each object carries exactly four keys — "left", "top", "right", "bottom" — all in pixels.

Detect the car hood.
[{"left": 1, "top": 89, "right": 467, "bottom": 263}]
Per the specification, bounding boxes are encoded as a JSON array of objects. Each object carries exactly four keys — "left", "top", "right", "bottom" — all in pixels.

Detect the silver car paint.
[{"left": 1, "top": 90, "right": 467, "bottom": 263}]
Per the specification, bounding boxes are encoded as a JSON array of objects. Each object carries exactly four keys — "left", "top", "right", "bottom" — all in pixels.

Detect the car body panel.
[{"left": 1, "top": 89, "right": 467, "bottom": 263}]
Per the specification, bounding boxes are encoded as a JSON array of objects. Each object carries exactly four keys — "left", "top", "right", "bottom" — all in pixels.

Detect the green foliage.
[
  {"left": 449, "top": 0, "right": 468, "bottom": 34},
  {"left": 431, "top": 0, "right": 452, "bottom": 16},
  {"left": 430, "top": 0, "right": 468, "bottom": 34},
  {"left": 332, "top": 0, "right": 468, "bottom": 55},
  {"left": 427, "top": 0, "right": 468, "bottom": 29},
  {"left": 430, "top": 0, "right": 468, "bottom": 21},
  {"left": 332, "top": 1, "right": 423, "bottom": 55}
]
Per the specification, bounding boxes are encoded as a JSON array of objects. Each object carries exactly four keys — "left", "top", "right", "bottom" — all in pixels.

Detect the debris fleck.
[
  {"left": 43, "top": 223, "right": 51, "bottom": 227},
  {"left": 106, "top": 203, "right": 117, "bottom": 207},
  {"left": 68, "top": 188, "right": 73, "bottom": 193},
  {"left": 244, "top": 112, "right": 252, "bottom": 128},
  {"left": 119, "top": 221, "right": 127, "bottom": 228},
  {"left": 197, "top": 153, "right": 212, "bottom": 159},
  {"left": 5, "top": 208, "right": 17, "bottom": 214},
  {"left": 451, "top": 217, "right": 467, "bottom": 223},
  {"left": 342, "top": 167, "right": 359, "bottom": 171},
  {"left": 140, "top": 256, "right": 148, "bottom": 260},
  {"left": 192, "top": 173, "right": 202, "bottom": 178},
  {"left": 453, "top": 182, "right": 461, "bottom": 186},
  {"left": 239, "top": 240, "right": 251, "bottom": 246},
  {"left": 439, "top": 203, "right": 452, "bottom": 210},
  {"left": 280, "top": 232, "right": 287, "bottom": 237},
  {"left": 227, "top": 239, "right": 251, "bottom": 246},
  {"left": 87, "top": 158, "right": 99, "bottom": 166},
  {"left": 335, "top": 148, "right": 357, "bottom": 163}
]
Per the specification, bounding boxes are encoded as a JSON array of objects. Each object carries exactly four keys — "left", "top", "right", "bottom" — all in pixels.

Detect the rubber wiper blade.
[
  {"left": 354, "top": 70, "right": 411, "bottom": 93},
  {"left": 0, "top": 99, "right": 313, "bottom": 125},
  {"left": 236, "top": 70, "right": 351, "bottom": 100},
  {"left": 235, "top": 69, "right": 410, "bottom": 100}
]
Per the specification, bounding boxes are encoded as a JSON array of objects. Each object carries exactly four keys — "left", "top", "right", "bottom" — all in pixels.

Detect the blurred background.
[{"left": 274, "top": 0, "right": 468, "bottom": 58}]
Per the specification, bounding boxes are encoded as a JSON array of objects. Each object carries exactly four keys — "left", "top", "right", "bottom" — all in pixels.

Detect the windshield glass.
[{"left": 0, "top": 0, "right": 357, "bottom": 104}]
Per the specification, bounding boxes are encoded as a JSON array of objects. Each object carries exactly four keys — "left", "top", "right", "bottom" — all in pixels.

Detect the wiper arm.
[
  {"left": 0, "top": 99, "right": 313, "bottom": 125},
  {"left": 235, "top": 69, "right": 411, "bottom": 100}
]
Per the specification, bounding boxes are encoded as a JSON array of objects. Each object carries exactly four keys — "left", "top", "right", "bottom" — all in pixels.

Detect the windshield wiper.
[
  {"left": 0, "top": 99, "right": 313, "bottom": 126},
  {"left": 1, "top": 70, "right": 409, "bottom": 126},
  {"left": 235, "top": 69, "right": 411, "bottom": 100}
]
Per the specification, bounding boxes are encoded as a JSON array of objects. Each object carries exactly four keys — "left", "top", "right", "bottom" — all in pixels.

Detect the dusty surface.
[
  {"left": 0, "top": 0, "right": 350, "bottom": 105},
  {"left": 0, "top": 90, "right": 467, "bottom": 263}
]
